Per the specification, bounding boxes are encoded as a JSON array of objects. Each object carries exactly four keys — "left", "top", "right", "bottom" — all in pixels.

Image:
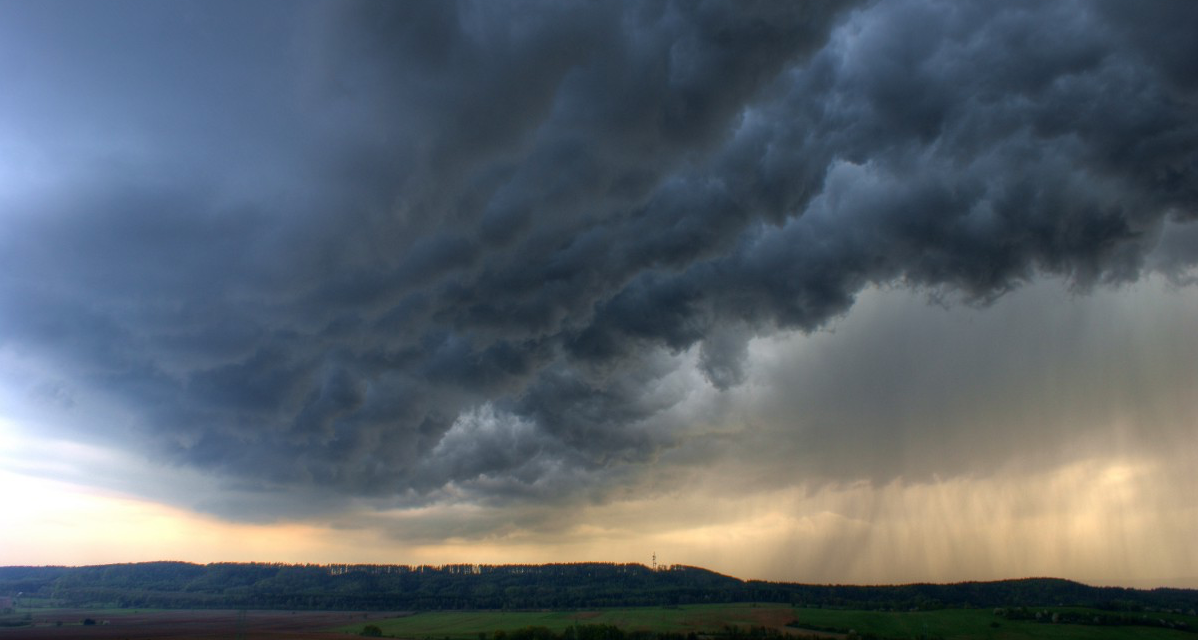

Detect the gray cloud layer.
[{"left": 1, "top": 0, "right": 1196, "bottom": 517}]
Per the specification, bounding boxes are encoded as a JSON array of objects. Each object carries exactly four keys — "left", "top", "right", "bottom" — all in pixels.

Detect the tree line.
[{"left": 1, "top": 562, "right": 1195, "bottom": 613}]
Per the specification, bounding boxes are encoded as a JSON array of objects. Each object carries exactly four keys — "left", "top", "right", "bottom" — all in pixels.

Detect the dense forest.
[{"left": 1, "top": 562, "right": 1195, "bottom": 613}]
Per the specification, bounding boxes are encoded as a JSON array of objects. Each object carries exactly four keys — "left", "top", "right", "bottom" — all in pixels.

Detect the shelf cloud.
[{"left": 1, "top": 0, "right": 1196, "bottom": 580}]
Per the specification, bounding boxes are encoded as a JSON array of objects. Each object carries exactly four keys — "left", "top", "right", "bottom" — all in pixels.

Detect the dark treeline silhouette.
[{"left": 1, "top": 562, "right": 1195, "bottom": 613}]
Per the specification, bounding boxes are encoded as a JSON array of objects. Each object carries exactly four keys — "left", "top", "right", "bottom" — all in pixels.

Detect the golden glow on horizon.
[
  {"left": 328, "top": 455, "right": 1195, "bottom": 588},
  {"left": 0, "top": 468, "right": 380, "bottom": 566},
  {"left": 1, "top": 452, "right": 1195, "bottom": 587}
]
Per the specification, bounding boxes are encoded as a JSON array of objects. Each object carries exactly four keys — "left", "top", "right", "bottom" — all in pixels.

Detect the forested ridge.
[{"left": 1, "top": 562, "right": 1195, "bottom": 613}]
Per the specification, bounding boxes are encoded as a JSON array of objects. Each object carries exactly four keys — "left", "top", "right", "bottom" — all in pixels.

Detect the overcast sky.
[{"left": 1, "top": 0, "right": 1196, "bottom": 587}]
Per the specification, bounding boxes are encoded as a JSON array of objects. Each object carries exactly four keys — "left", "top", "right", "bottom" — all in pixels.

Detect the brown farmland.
[{"left": 0, "top": 608, "right": 409, "bottom": 640}]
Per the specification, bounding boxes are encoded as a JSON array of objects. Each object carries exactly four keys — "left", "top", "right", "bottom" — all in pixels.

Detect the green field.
[
  {"left": 339, "top": 603, "right": 796, "bottom": 638},
  {"left": 341, "top": 603, "right": 1198, "bottom": 640},
  {"left": 789, "top": 606, "right": 1197, "bottom": 639}
]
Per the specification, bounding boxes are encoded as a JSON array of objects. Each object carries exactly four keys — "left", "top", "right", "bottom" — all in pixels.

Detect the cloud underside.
[{"left": 1, "top": 0, "right": 1197, "bottom": 520}]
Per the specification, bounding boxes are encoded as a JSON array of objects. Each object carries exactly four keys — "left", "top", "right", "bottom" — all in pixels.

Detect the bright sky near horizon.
[{"left": 1, "top": 0, "right": 1197, "bottom": 588}]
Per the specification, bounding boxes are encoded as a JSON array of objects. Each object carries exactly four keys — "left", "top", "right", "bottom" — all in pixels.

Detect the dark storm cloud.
[{"left": 2, "top": 0, "right": 1196, "bottom": 516}]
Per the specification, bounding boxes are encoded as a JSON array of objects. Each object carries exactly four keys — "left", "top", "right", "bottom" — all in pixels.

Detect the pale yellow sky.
[{"left": 3, "top": 454, "right": 1195, "bottom": 587}]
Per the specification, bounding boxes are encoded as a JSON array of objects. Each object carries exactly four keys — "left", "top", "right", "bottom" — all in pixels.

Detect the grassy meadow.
[
  {"left": 790, "top": 605, "right": 1196, "bottom": 639},
  {"left": 339, "top": 603, "right": 795, "bottom": 637},
  {"left": 341, "top": 602, "right": 1198, "bottom": 640}
]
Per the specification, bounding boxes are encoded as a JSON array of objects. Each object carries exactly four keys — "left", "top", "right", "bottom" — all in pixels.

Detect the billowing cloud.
[{"left": 1, "top": 0, "right": 1196, "bottom": 538}]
